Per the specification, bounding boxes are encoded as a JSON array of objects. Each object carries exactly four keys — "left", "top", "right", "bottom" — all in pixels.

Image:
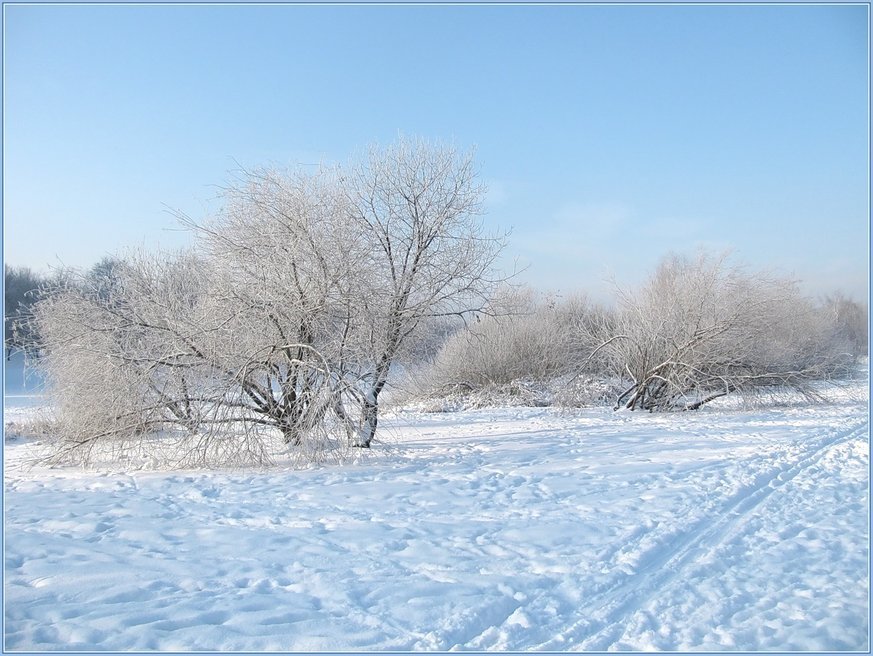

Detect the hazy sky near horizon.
[{"left": 4, "top": 3, "right": 869, "bottom": 301}]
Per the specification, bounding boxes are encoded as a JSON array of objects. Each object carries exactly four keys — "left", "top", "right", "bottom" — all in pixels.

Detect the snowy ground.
[{"left": 3, "top": 382, "right": 869, "bottom": 651}]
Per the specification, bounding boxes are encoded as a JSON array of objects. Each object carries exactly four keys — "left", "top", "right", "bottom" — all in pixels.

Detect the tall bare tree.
[{"left": 343, "top": 138, "right": 506, "bottom": 446}]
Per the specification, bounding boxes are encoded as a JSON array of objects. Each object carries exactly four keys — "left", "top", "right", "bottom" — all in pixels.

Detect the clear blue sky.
[{"left": 4, "top": 3, "right": 869, "bottom": 302}]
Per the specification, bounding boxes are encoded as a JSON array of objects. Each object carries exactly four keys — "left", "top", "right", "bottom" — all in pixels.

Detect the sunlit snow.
[{"left": 4, "top": 379, "right": 868, "bottom": 651}]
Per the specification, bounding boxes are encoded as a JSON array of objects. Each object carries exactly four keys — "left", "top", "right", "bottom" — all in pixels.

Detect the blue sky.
[{"left": 4, "top": 3, "right": 869, "bottom": 301}]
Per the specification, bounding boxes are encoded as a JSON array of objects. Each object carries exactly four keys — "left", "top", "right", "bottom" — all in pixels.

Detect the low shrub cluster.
[{"left": 411, "top": 253, "right": 866, "bottom": 413}]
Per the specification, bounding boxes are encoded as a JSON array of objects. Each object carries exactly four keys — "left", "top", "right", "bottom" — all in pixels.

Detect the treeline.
[
  {"left": 414, "top": 253, "right": 867, "bottom": 412},
  {"left": 9, "top": 138, "right": 868, "bottom": 469}
]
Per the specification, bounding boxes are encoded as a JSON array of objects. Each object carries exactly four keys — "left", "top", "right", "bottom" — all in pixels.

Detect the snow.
[{"left": 3, "top": 381, "right": 869, "bottom": 651}]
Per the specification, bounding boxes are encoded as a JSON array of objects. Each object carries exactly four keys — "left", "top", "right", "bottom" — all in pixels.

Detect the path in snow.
[{"left": 3, "top": 390, "right": 869, "bottom": 651}]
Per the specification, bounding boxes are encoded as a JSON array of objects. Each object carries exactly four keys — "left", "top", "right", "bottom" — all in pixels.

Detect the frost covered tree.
[
  {"left": 32, "top": 252, "right": 234, "bottom": 465},
  {"left": 406, "top": 287, "right": 619, "bottom": 409},
  {"left": 341, "top": 139, "right": 505, "bottom": 445},
  {"left": 33, "top": 137, "right": 505, "bottom": 466},
  {"left": 423, "top": 287, "right": 601, "bottom": 390},
  {"left": 179, "top": 166, "right": 364, "bottom": 454},
  {"left": 589, "top": 252, "right": 856, "bottom": 411},
  {"left": 182, "top": 139, "right": 505, "bottom": 449}
]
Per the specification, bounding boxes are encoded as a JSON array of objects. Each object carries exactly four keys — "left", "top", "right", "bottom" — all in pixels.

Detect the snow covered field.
[{"left": 3, "top": 381, "right": 869, "bottom": 651}]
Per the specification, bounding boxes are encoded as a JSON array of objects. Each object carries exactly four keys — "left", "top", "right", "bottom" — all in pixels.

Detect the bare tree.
[
  {"left": 32, "top": 251, "right": 231, "bottom": 465},
  {"left": 188, "top": 166, "right": 356, "bottom": 445},
  {"left": 33, "top": 137, "right": 506, "bottom": 466},
  {"left": 589, "top": 252, "right": 855, "bottom": 411},
  {"left": 342, "top": 137, "right": 506, "bottom": 446}
]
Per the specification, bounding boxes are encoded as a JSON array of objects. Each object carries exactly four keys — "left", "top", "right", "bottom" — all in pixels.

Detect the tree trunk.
[
  {"left": 356, "top": 398, "right": 377, "bottom": 449},
  {"left": 354, "top": 383, "right": 385, "bottom": 448}
]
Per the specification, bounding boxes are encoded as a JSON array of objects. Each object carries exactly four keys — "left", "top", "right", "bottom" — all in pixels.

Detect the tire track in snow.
[{"left": 533, "top": 416, "right": 870, "bottom": 651}]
